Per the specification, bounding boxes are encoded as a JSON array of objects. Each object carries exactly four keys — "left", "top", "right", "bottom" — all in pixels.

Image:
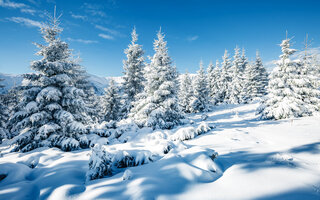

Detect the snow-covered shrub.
[
  {"left": 195, "top": 122, "right": 212, "bottom": 135},
  {"left": 112, "top": 150, "right": 154, "bottom": 168},
  {"left": 170, "top": 122, "right": 213, "bottom": 141},
  {"left": 122, "top": 169, "right": 133, "bottom": 181},
  {"left": 170, "top": 127, "right": 197, "bottom": 141},
  {"left": 87, "top": 144, "right": 112, "bottom": 181}
]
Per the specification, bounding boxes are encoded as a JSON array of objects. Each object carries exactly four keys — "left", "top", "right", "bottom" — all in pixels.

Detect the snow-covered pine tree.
[
  {"left": 208, "top": 60, "right": 221, "bottom": 105},
  {"left": 258, "top": 36, "right": 312, "bottom": 119},
  {"left": 241, "top": 62, "right": 259, "bottom": 103},
  {"left": 240, "top": 47, "right": 248, "bottom": 72},
  {"left": 102, "top": 80, "right": 122, "bottom": 122},
  {"left": 178, "top": 72, "right": 193, "bottom": 113},
  {"left": 218, "top": 50, "right": 232, "bottom": 103},
  {"left": 190, "top": 60, "right": 210, "bottom": 112},
  {"left": 8, "top": 11, "right": 91, "bottom": 152},
  {"left": 122, "top": 27, "right": 145, "bottom": 116},
  {"left": 297, "top": 36, "right": 320, "bottom": 115},
  {"left": 0, "top": 78, "right": 9, "bottom": 143},
  {"left": 229, "top": 46, "right": 244, "bottom": 104},
  {"left": 130, "top": 28, "right": 183, "bottom": 129},
  {"left": 255, "top": 51, "right": 268, "bottom": 96}
]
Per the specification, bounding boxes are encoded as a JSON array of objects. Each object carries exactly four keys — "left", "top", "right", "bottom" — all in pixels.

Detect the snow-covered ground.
[{"left": 0, "top": 103, "right": 320, "bottom": 200}]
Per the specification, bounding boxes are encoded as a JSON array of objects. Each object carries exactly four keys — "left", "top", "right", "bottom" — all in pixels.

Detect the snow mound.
[{"left": 170, "top": 122, "right": 214, "bottom": 141}]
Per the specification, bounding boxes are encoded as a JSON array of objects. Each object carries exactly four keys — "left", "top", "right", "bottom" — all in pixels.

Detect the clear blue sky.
[{"left": 1, "top": 0, "right": 320, "bottom": 77}]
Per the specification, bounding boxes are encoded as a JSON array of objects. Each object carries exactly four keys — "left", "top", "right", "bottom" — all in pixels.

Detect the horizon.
[{"left": 1, "top": 0, "right": 320, "bottom": 77}]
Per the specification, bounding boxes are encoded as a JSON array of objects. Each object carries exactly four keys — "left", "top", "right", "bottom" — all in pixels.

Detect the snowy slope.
[{"left": 0, "top": 103, "right": 320, "bottom": 200}]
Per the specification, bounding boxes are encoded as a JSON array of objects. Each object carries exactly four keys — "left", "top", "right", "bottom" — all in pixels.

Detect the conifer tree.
[
  {"left": 0, "top": 78, "right": 9, "bottom": 143},
  {"left": 190, "top": 60, "right": 210, "bottom": 112},
  {"left": 229, "top": 46, "right": 244, "bottom": 104},
  {"left": 208, "top": 60, "right": 221, "bottom": 105},
  {"left": 258, "top": 35, "right": 314, "bottom": 119},
  {"left": 178, "top": 72, "right": 193, "bottom": 113},
  {"left": 122, "top": 27, "right": 145, "bottom": 116},
  {"left": 8, "top": 11, "right": 91, "bottom": 152},
  {"left": 102, "top": 80, "right": 122, "bottom": 122},
  {"left": 218, "top": 50, "right": 231, "bottom": 103},
  {"left": 130, "top": 29, "right": 183, "bottom": 129},
  {"left": 255, "top": 51, "right": 269, "bottom": 96}
]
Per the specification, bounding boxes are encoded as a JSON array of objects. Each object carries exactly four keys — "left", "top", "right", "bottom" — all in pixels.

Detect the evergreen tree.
[
  {"left": 255, "top": 51, "right": 269, "bottom": 96},
  {"left": 8, "top": 12, "right": 91, "bottom": 152},
  {"left": 208, "top": 60, "right": 221, "bottom": 105},
  {"left": 130, "top": 29, "right": 183, "bottom": 129},
  {"left": 218, "top": 50, "right": 232, "bottom": 103},
  {"left": 122, "top": 27, "right": 145, "bottom": 116},
  {"left": 240, "top": 47, "right": 248, "bottom": 72},
  {"left": 0, "top": 79, "right": 9, "bottom": 143},
  {"left": 241, "top": 62, "right": 259, "bottom": 103},
  {"left": 297, "top": 37, "right": 320, "bottom": 114},
  {"left": 102, "top": 80, "right": 122, "bottom": 122},
  {"left": 229, "top": 46, "right": 244, "bottom": 104},
  {"left": 190, "top": 60, "right": 210, "bottom": 112},
  {"left": 178, "top": 72, "right": 193, "bottom": 113},
  {"left": 258, "top": 36, "right": 315, "bottom": 119}
]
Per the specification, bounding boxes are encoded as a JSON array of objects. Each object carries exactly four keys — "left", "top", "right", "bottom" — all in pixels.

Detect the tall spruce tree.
[
  {"left": 297, "top": 36, "right": 320, "bottom": 114},
  {"left": 219, "top": 50, "right": 232, "bottom": 103},
  {"left": 190, "top": 60, "right": 210, "bottom": 112},
  {"left": 122, "top": 27, "right": 145, "bottom": 116},
  {"left": 178, "top": 72, "right": 193, "bottom": 113},
  {"left": 0, "top": 78, "right": 9, "bottom": 143},
  {"left": 209, "top": 60, "right": 221, "bottom": 105},
  {"left": 102, "top": 80, "right": 122, "bottom": 122},
  {"left": 229, "top": 46, "right": 244, "bottom": 104},
  {"left": 258, "top": 36, "right": 313, "bottom": 119},
  {"left": 255, "top": 51, "right": 268, "bottom": 96},
  {"left": 8, "top": 11, "right": 91, "bottom": 152},
  {"left": 130, "top": 29, "right": 183, "bottom": 129}
]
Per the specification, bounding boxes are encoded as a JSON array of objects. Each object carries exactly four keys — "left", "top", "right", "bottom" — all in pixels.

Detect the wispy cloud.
[
  {"left": 95, "top": 25, "right": 125, "bottom": 37},
  {"left": 0, "top": 0, "right": 25, "bottom": 9},
  {"left": 0, "top": 0, "right": 36, "bottom": 15},
  {"left": 83, "top": 3, "right": 106, "bottom": 17},
  {"left": 98, "top": 33, "right": 114, "bottom": 40},
  {"left": 70, "top": 12, "right": 87, "bottom": 21},
  {"left": 187, "top": 35, "right": 199, "bottom": 41},
  {"left": 7, "top": 16, "right": 42, "bottom": 28},
  {"left": 66, "top": 37, "right": 98, "bottom": 44}
]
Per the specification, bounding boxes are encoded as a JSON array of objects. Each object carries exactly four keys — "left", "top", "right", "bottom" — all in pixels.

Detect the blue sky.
[{"left": 1, "top": 0, "right": 320, "bottom": 77}]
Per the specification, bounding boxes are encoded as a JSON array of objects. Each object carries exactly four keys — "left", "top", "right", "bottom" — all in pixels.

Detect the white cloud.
[
  {"left": 0, "top": 0, "right": 25, "bottom": 9},
  {"left": 66, "top": 37, "right": 98, "bottom": 44},
  {"left": 0, "top": 0, "right": 37, "bottom": 15},
  {"left": 187, "top": 35, "right": 199, "bottom": 41},
  {"left": 83, "top": 3, "right": 106, "bottom": 17},
  {"left": 7, "top": 17, "right": 42, "bottom": 28},
  {"left": 98, "top": 33, "right": 114, "bottom": 40},
  {"left": 20, "top": 8, "right": 36, "bottom": 15},
  {"left": 70, "top": 12, "right": 87, "bottom": 21},
  {"left": 95, "top": 25, "right": 125, "bottom": 37}
]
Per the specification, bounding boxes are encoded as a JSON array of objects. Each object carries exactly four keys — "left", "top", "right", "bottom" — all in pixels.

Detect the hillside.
[{"left": 0, "top": 103, "right": 319, "bottom": 200}]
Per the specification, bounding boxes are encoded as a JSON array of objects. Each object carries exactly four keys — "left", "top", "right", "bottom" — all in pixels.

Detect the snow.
[{"left": 1, "top": 103, "right": 320, "bottom": 199}]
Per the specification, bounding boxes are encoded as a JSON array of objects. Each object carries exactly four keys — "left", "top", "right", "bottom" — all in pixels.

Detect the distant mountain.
[
  {"left": 0, "top": 73, "right": 23, "bottom": 94},
  {"left": 0, "top": 72, "right": 123, "bottom": 95}
]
